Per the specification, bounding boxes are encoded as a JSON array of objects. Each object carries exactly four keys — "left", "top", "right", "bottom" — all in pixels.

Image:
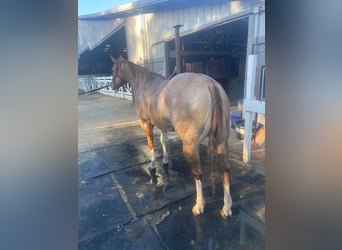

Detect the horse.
[{"left": 110, "top": 56, "right": 233, "bottom": 219}]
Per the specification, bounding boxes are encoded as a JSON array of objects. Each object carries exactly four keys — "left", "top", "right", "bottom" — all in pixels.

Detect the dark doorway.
[
  {"left": 78, "top": 27, "right": 127, "bottom": 75},
  {"left": 166, "top": 18, "right": 248, "bottom": 103}
]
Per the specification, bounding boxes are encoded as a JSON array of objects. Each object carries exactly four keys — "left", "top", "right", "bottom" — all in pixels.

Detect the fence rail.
[{"left": 78, "top": 75, "right": 133, "bottom": 101}]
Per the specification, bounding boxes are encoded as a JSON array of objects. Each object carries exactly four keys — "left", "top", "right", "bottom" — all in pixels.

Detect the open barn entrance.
[
  {"left": 166, "top": 18, "right": 248, "bottom": 104},
  {"left": 78, "top": 26, "right": 127, "bottom": 76}
]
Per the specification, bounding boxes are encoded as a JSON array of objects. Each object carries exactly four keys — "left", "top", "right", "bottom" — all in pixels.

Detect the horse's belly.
[{"left": 153, "top": 118, "right": 175, "bottom": 132}]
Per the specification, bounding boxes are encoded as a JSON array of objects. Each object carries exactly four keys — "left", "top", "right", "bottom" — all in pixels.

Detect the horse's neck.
[{"left": 124, "top": 62, "right": 164, "bottom": 92}]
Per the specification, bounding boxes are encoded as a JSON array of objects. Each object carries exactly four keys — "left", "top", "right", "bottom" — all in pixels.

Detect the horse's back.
[
  {"left": 166, "top": 72, "right": 230, "bottom": 115},
  {"left": 166, "top": 73, "right": 214, "bottom": 118}
]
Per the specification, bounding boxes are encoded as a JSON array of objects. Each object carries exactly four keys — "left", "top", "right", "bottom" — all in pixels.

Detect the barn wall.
[{"left": 125, "top": 0, "right": 265, "bottom": 75}]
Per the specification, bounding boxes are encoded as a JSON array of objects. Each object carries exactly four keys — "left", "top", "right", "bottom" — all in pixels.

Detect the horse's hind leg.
[
  {"left": 217, "top": 143, "right": 233, "bottom": 219},
  {"left": 140, "top": 119, "right": 155, "bottom": 169},
  {"left": 221, "top": 168, "right": 232, "bottom": 218},
  {"left": 183, "top": 143, "right": 205, "bottom": 216}
]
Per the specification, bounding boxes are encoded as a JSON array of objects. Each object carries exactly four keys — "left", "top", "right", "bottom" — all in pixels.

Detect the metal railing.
[{"left": 78, "top": 75, "right": 133, "bottom": 101}]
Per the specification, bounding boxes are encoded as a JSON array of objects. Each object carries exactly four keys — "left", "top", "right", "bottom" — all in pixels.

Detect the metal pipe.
[{"left": 173, "top": 24, "right": 183, "bottom": 74}]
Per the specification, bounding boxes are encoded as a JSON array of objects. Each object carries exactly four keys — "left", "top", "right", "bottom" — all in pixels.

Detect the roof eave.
[{"left": 78, "top": 0, "right": 170, "bottom": 20}]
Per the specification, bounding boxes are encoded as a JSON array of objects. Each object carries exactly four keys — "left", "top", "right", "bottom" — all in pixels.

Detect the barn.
[{"left": 78, "top": 0, "right": 265, "bottom": 162}]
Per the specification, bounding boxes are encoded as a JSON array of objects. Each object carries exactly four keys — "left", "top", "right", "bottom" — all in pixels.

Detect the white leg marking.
[
  {"left": 150, "top": 148, "right": 155, "bottom": 169},
  {"left": 221, "top": 183, "right": 232, "bottom": 218},
  {"left": 192, "top": 179, "right": 205, "bottom": 215},
  {"left": 160, "top": 133, "right": 168, "bottom": 164}
]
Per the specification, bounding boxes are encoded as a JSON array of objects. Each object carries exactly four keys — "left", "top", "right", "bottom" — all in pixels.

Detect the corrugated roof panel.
[
  {"left": 78, "top": 18, "right": 125, "bottom": 55},
  {"left": 79, "top": 0, "right": 169, "bottom": 19},
  {"left": 78, "top": 0, "right": 207, "bottom": 19}
]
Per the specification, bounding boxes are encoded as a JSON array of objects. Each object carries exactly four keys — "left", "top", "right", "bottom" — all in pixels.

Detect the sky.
[{"left": 78, "top": 0, "right": 134, "bottom": 16}]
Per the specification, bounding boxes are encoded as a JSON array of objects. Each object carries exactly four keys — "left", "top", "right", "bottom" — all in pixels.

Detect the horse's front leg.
[
  {"left": 140, "top": 120, "right": 155, "bottom": 169},
  {"left": 160, "top": 132, "right": 168, "bottom": 164}
]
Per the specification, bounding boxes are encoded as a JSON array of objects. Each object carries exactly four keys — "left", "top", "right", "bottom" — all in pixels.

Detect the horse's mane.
[{"left": 126, "top": 60, "right": 166, "bottom": 80}]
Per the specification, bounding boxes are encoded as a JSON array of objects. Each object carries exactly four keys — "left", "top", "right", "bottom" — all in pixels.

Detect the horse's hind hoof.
[
  {"left": 220, "top": 209, "right": 232, "bottom": 219},
  {"left": 192, "top": 205, "right": 204, "bottom": 216}
]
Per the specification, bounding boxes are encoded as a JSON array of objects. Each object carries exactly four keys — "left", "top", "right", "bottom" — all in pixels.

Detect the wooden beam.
[
  {"left": 244, "top": 99, "right": 265, "bottom": 114},
  {"left": 173, "top": 25, "right": 183, "bottom": 74},
  {"left": 169, "top": 50, "right": 244, "bottom": 58}
]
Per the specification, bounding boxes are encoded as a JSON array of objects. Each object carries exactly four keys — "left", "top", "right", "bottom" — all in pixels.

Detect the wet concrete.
[
  {"left": 78, "top": 93, "right": 265, "bottom": 249},
  {"left": 78, "top": 175, "right": 132, "bottom": 243},
  {"left": 79, "top": 219, "right": 163, "bottom": 250}
]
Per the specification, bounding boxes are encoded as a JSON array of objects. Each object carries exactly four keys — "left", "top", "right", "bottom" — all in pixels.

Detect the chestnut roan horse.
[{"left": 110, "top": 56, "right": 232, "bottom": 219}]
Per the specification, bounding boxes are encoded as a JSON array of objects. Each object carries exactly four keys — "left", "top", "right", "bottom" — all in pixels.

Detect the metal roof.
[
  {"left": 78, "top": 0, "right": 209, "bottom": 56},
  {"left": 78, "top": 18, "right": 125, "bottom": 56},
  {"left": 78, "top": 0, "right": 206, "bottom": 19}
]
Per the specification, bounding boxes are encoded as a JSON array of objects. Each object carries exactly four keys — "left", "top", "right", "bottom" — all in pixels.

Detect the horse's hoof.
[
  {"left": 192, "top": 205, "right": 204, "bottom": 216},
  {"left": 220, "top": 208, "right": 232, "bottom": 219},
  {"left": 192, "top": 207, "right": 201, "bottom": 216}
]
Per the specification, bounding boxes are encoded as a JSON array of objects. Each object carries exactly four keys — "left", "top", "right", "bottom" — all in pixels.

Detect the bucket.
[
  {"left": 230, "top": 111, "right": 242, "bottom": 129},
  {"left": 235, "top": 119, "right": 259, "bottom": 140}
]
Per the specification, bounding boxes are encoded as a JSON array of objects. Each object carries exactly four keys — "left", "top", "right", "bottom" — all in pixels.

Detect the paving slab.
[
  {"left": 78, "top": 151, "right": 111, "bottom": 180},
  {"left": 79, "top": 219, "right": 163, "bottom": 250},
  {"left": 78, "top": 175, "right": 132, "bottom": 243},
  {"left": 239, "top": 197, "right": 265, "bottom": 246},
  {"left": 99, "top": 137, "right": 152, "bottom": 172}
]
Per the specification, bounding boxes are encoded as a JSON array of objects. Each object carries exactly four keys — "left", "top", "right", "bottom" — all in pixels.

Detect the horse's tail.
[
  {"left": 208, "top": 82, "right": 225, "bottom": 197},
  {"left": 208, "top": 82, "right": 224, "bottom": 155}
]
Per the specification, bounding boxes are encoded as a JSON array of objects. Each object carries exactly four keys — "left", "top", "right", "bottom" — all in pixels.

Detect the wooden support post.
[
  {"left": 173, "top": 24, "right": 183, "bottom": 74},
  {"left": 243, "top": 55, "right": 257, "bottom": 163}
]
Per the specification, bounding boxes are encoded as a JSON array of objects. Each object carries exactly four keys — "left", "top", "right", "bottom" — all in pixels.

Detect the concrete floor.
[{"left": 78, "top": 93, "right": 265, "bottom": 249}]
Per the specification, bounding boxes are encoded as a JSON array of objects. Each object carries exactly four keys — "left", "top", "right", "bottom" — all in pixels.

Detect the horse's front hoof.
[
  {"left": 220, "top": 208, "right": 232, "bottom": 219},
  {"left": 192, "top": 205, "right": 204, "bottom": 216},
  {"left": 162, "top": 158, "right": 168, "bottom": 165}
]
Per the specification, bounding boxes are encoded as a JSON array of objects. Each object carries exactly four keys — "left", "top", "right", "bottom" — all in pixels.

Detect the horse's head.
[{"left": 110, "top": 54, "right": 126, "bottom": 91}]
